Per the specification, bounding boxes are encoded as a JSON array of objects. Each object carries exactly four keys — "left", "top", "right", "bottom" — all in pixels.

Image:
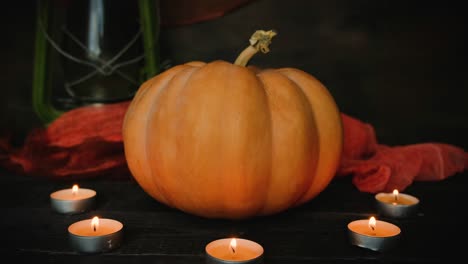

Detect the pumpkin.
[{"left": 122, "top": 30, "right": 343, "bottom": 219}]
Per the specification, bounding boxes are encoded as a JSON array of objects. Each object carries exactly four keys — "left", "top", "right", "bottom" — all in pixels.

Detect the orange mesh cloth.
[{"left": 1, "top": 101, "right": 466, "bottom": 192}]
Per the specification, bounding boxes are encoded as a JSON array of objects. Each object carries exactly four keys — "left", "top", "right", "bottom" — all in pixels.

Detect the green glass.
[{"left": 33, "top": 0, "right": 161, "bottom": 124}]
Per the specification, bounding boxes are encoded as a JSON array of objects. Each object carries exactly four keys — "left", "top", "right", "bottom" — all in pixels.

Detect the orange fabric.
[
  {"left": 1, "top": 101, "right": 466, "bottom": 192},
  {"left": 337, "top": 114, "right": 467, "bottom": 192}
]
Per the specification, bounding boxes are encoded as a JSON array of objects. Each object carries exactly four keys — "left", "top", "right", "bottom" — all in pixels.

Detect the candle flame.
[
  {"left": 368, "top": 216, "right": 376, "bottom": 231},
  {"left": 393, "top": 189, "right": 399, "bottom": 202},
  {"left": 91, "top": 216, "right": 99, "bottom": 232},
  {"left": 72, "top": 184, "right": 79, "bottom": 195},
  {"left": 230, "top": 238, "right": 237, "bottom": 254}
]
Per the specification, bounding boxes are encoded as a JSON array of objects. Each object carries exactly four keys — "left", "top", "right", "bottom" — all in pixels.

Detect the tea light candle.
[
  {"left": 375, "top": 189, "right": 419, "bottom": 218},
  {"left": 68, "top": 216, "right": 123, "bottom": 253},
  {"left": 348, "top": 216, "right": 401, "bottom": 252},
  {"left": 50, "top": 184, "right": 96, "bottom": 214},
  {"left": 205, "top": 238, "right": 264, "bottom": 264}
]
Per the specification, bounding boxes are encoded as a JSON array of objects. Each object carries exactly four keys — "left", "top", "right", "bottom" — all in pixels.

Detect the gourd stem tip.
[{"left": 234, "top": 29, "right": 277, "bottom": 67}]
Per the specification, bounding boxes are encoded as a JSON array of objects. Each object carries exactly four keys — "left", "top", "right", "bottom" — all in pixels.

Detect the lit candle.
[
  {"left": 68, "top": 216, "right": 123, "bottom": 253},
  {"left": 205, "top": 238, "right": 264, "bottom": 264},
  {"left": 348, "top": 216, "right": 401, "bottom": 252},
  {"left": 375, "top": 189, "right": 419, "bottom": 218},
  {"left": 50, "top": 184, "right": 96, "bottom": 214}
]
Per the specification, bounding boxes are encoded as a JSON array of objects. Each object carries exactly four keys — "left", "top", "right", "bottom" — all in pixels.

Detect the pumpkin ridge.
[
  {"left": 220, "top": 64, "right": 238, "bottom": 216},
  {"left": 220, "top": 64, "right": 272, "bottom": 218},
  {"left": 184, "top": 61, "right": 206, "bottom": 67},
  {"left": 214, "top": 62, "right": 260, "bottom": 218},
  {"left": 158, "top": 61, "right": 233, "bottom": 217},
  {"left": 275, "top": 69, "right": 322, "bottom": 206},
  {"left": 163, "top": 64, "right": 210, "bottom": 215},
  {"left": 129, "top": 65, "right": 187, "bottom": 110},
  {"left": 278, "top": 68, "right": 343, "bottom": 205},
  {"left": 139, "top": 73, "right": 179, "bottom": 206},
  {"left": 251, "top": 71, "right": 274, "bottom": 217},
  {"left": 257, "top": 70, "right": 319, "bottom": 214},
  {"left": 276, "top": 69, "right": 323, "bottom": 203},
  {"left": 125, "top": 65, "right": 192, "bottom": 207},
  {"left": 146, "top": 65, "right": 203, "bottom": 209}
]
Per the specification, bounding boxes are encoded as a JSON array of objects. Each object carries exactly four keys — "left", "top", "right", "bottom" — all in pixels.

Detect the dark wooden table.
[{"left": 1, "top": 167, "right": 466, "bottom": 263}]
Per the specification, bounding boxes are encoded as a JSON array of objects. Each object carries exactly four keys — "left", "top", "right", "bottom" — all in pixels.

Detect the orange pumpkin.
[{"left": 122, "top": 30, "right": 343, "bottom": 219}]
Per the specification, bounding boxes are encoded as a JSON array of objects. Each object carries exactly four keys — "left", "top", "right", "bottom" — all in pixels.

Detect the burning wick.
[
  {"left": 72, "top": 184, "right": 79, "bottom": 196},
  {"left": 91, "top": 216, "right": 99, "bottom": 232},
  {"left": 229, "top": 238, "right": 237, "bottom": 254},
  {"left": 368, "top": 216, "right": 376, "bottom": 235},
  {"left": 393, "top": 189, "right": 399, "bottom": 202}
]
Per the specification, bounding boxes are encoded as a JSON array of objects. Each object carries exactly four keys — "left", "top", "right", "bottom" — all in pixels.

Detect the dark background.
[{"left": 1, "top": 0, "right": 467, "bottom": 150}]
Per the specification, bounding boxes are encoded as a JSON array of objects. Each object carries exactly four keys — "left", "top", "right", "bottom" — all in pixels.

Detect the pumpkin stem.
[{"left": 234, "top": 30, "right": 277, "bottom": 67}]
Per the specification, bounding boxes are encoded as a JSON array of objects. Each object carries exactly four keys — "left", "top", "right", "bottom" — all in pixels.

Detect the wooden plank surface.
[{"left": 1, "top": 168, "right": 465, "bottom": 263}]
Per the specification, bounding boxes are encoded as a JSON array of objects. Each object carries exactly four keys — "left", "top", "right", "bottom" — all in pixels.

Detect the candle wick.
[
  {"left": 94, "top": 226, "right": 96, "bottom": 232},
  {"left": 370, "top": 225, "right": 376, "bottom": 236},
  {"left": 230, "top": 245, "right": 236, "bottom": 254}
]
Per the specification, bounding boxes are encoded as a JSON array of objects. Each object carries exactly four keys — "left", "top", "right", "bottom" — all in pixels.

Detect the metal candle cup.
[
  {"left": 50, "top": 185, "right": 96, "bottom": 214},
  {"left": 68, "top": 217, "right": 123, "bottom": 254},
  {"left": 375, "top": 190, "right": 419, "bottom": 218},
  {"left": 348, "top": 217, "right": 401, "bottom": 252},
  {"left": 205, "top": 238, "right": 264, "bottom": 264}
]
